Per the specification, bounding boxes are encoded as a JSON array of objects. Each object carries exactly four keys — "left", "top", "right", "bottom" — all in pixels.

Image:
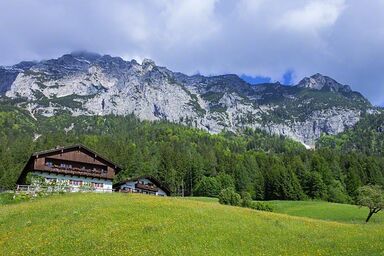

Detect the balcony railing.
[
  {"left": 119, "top": 187, "right": 158, "bottom": 195},
  {"left": 16, "top": 184, "right": 113, "bottom": 193},
  {"left": 43, "top": 165, "right": 107, "bottom": 178},
  {"left": 135, "top": 183, "right": 159, "bottom": 192}
]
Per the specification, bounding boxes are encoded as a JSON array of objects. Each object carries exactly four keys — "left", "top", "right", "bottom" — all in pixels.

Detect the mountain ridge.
[{"left": 0, "top": 52, "right": 376, "bottom": 147}]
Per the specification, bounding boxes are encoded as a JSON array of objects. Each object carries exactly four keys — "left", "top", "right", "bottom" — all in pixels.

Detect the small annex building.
[
  {"left": 17, "top": 144, "right": 122, "bottom": 192},
  {"left": 114, "top": 176, "right": 171, "bottom": 196}
]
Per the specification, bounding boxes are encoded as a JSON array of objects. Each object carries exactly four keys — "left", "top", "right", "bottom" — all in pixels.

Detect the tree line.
[{"left": 0, "top": 105, "right": 383, "bottom": 204}]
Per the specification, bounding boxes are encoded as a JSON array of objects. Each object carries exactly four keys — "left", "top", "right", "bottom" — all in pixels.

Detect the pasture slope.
[{"left": 0, "top": 193, "right": 383, "bottom": 255}]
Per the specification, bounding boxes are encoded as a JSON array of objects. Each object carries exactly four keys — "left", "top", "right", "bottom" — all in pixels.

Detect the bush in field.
[
  {"left": 251, "top": 202, "right": 273, "bottom": 212},
  {"left": 241, "top": 192, "right": 253, "bottom": 208},
  {"left": 219, "top": 188, "right": 241, "bottom": 206},
  {"left": 13, "top": 192, "right": 33, "bottom": 203},
  {"left": 0, "top": 193, "right": 16, "bottom": 205},
  {"left": 216, "top": 173, "right": 235, "bottom": 191},
  {"left": 219, "top": 189, "right": 273, "bottom": 212}
]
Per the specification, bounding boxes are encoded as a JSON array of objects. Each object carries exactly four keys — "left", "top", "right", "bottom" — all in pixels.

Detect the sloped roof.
[
  {"left": 32, "top": 144, "right": 123, "bottom": 171},
  {"left": 114, "top": 175, "right": 171, "bottom": 195},
  {"left": 16, "top": 144, "right": 123, "bottom": 184}
]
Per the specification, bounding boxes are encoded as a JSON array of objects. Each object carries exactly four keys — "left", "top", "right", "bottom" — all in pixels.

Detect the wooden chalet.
[
  {"left": 114, "top": 176, "right": 171, "bottom": 196},
  {"left": 17, "top": 144, "right": 122, "bottom": 192}
]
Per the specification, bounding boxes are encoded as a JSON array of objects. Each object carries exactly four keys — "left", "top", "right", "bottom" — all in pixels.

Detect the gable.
[
  {"left": 114, "top": 176, "right": 171, "bottom": 195},
  {"left": 33, "top": 145, "right": 122, "bottom": 170},
  {"left": 38, "top": 148, "right": 108, "bottom": 167},
  {"left": 17, "top": 145, "right": 122, "bottom": 184}
]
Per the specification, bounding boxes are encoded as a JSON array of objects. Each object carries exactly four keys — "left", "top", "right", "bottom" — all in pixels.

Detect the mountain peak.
[
  {"left": 297, "top": 73, "right": 351, "bottom": 92},
  {"left": 0, "top": 52, "right": 373, "bottom": 147},
  {"left": 69, "top": 51, "right": 101, "bottom": 61},
  {"left": 142, "top": 58, "right": 156, "bottom": 68}
]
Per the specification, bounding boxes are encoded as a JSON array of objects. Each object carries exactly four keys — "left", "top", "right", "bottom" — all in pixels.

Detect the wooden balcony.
[
  {"left": 135, "top": 183, "right": 159, "bottom": 192},
  {"left": 119, "top": 187, "right": 158, "bottom": 195},
  {"left": 41, "top": 165, "right": 108, "bottom": 179}
]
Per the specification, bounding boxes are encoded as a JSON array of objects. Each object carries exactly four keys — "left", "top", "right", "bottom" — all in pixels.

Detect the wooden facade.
[
  {"left": 114, "top": 176, "right": 171, "bottom": 196},
  {"left": 17, "top": 145, "right": 122, "bottom": 185}
]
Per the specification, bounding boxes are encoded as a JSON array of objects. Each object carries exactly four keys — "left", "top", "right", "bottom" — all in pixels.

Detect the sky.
[{"left": 0, "top": 0, "right": 383, "bottom": 105}]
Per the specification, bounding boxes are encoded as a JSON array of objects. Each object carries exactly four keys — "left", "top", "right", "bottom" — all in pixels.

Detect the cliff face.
[{"left": 0, "top": 52, "right": 373, "bottom": 147}]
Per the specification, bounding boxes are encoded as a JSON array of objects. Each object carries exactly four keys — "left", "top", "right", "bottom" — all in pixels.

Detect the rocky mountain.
[
  {"left": 0, "top": 52, "right": 375, "bottom": 147},
  {"left": 297, "top": 73, "right": 352, "bottom": 92}
]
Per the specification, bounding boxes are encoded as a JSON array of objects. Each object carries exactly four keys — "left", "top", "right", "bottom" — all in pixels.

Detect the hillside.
[
  {"left": 317, "top": 111, "right": 384, "bottom": 155},
  {"left": 0, "top": 52, "right": 374, "bottom": 146},
  {"left": 1, "top": 193, "right": 383, "bottom": 255},
  {"left": 186, "top": 197, "right": 384, "bottom": 223},
  {"left": 1, "top": 102, "right": 384, "bottom": 204}
]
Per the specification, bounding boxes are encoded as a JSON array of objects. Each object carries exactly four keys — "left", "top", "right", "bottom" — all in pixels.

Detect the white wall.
[
  {"left": 120, "top": 178, "right": 168, "bottom": 196},
  {"left": 31, "top": 171, "right": 113, "bottom": 192}
]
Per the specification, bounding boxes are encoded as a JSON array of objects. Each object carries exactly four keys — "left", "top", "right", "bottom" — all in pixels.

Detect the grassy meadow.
[
  {"left": 185, "top": 197, "right": 384, "bottom": 224},
  {"left": 265, "top": 200, "right": 384, "bottom": 224},
  {"left": 1, "top": 193, "right": 384, "bottom": 255}
]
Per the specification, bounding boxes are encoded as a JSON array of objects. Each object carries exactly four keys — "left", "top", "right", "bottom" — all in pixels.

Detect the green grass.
[
  {"left": 182, "top": 196, "right": 219, "bottom": 203},
  {"left": 266, "top": 200, "right": 384, "bottom": 224},
  {"left": 1, "top": 194, "right": 384, "bottom": 255},
  {"left": 0, "top": 193, "right": 18, "bottom": 205},
  {"left": 186, "top": 197, "right": 384, "bottom": 224}
]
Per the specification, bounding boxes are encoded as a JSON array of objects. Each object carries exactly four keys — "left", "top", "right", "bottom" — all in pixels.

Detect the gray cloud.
[{"left": 0, "top": 0, "right": 383, "bottom": 105}]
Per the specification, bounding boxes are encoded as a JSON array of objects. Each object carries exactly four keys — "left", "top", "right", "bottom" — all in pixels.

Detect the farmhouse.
[
  {"left": 16, "top": 144, "right": 122, "bottom": 192},
  {"left": 114, "top": 176, "right": 170, "bottom": 196}
]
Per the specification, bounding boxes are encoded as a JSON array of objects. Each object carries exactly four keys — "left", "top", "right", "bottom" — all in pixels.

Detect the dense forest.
[
  {"left": 1, "top": 102, "right": 384, "bottom": 203},
  {"left": 317, "top": 111, "right": 384, "bottom": 156}
]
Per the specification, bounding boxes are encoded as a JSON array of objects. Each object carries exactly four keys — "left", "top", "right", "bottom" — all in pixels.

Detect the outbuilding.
[{"left": 114, "top": 176, "right": 170, "bottom": 196}]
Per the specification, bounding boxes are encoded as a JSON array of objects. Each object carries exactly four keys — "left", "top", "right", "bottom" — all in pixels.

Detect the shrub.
[
  {"left": 216, "top": 173, "right": 235, "bottom": 190},
  {"left": 0, "top": 193, "right": 16, "bottom": 205},
  {"left": 13, "top": 192, "right": 33, "bottom": 203},
  {"left": 219, "top": 188, "right": 241, "bottom": 206},
  {"left": 250, "top": 202, "right": 273, "bottom": 212},
  {"left": 241, "top": 192, "right": 253, "bottom": 208}
]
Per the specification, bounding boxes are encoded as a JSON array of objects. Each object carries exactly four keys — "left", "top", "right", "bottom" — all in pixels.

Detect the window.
[
  {"left": 92, "top": 182, "right": 103, "bottom": 188},
  {"left": 60, "top": 163, "right": 72, "bottom": 169},
  {"left": 69, "top": 180, "right": 83, "bottom": 186},
  {"left": 46, "top": 162, "right": 53, "bottom": 167}
]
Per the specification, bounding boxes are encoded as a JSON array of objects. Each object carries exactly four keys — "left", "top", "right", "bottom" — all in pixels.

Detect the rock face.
[
  {"left": 297, "top": 73, "right": 352, "bottom": 92},
  {"left": 0, "top": 52, "right": 373, "bottom": 147},
  {"left": 0, "top": 67, "right": 19, "bottom": 94}
]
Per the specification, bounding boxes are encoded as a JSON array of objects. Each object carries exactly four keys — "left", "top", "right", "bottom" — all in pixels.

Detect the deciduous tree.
[{"left": 356, "top": 185, "right": 384, "bottom": 222}]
